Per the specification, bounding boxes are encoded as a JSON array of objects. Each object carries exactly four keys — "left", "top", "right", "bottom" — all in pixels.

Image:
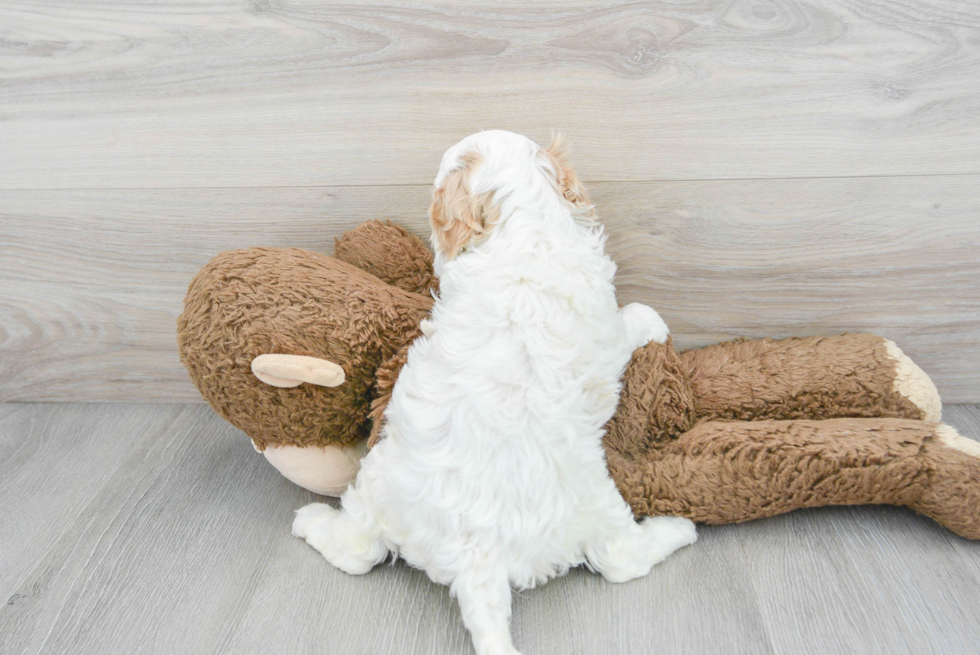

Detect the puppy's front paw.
[{"left": 621, "top": 303, "right": 669, "bottom": 348}]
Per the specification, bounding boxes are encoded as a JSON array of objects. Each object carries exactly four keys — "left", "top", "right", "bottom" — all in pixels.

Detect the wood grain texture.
[
  {"left": 943, "top": 405, "right": 980, "bottom": 581},
  {"left": 601, "top": 175, "right": 980, "bottom": 403},
  {"left": 0, "top": 404, "right": 186, "bottom": 602},
  {"left": 741, "top": 507, "right": 980, "bottom": 654},
  {"left": 222, "top": 518, "right": 773, "bottom": 655},
  {"left": 0, "top": 405, "right": 303, "bottom": 655},
  {"left": 2, "top": 403, "right": 980, "bottom": 654},
  {"left": 2, "top": 0, "right": 980, "bottom": 188},
  {"left": 2, "top": 175, "right": 977, "bottom": 403},
  {"left": 736, "top": 407, "right": 980, "bottom": 655},
  {"left": 0, "top": 186, "right": 431, "bottom": 403}
]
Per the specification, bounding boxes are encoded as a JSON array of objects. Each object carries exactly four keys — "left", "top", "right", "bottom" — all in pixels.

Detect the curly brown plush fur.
[
  {"left": 177, "top": 221, "right": 979, "bottom": 539},
  {"left": 682, "top": 334, "right": 927, "bottom": 423},
  {"left": 177, "top": 247, "right": 431, "bottom": 450},
  {"left": 334, "top": 220, "right": 438, "bottom": 296},
  {"left": 605, "top": 338, "right": 979, "bottom": 538}
]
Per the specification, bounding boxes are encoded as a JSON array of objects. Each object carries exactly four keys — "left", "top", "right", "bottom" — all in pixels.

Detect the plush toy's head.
[{"left": 177, "top": 239, "right": 433, "bottom": 452}]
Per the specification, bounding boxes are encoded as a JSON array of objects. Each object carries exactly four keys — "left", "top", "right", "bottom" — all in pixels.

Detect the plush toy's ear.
[
  {"left": 251, "top": 354, "right": 345, "bottom": 388},
  {"left": 542, "top": 133, "right": 593, "bottom": 215},
  {"left": 429, "top": 151, "right": 499, "bottom": 260},
  {"left": 333, "top": 220, "right": 439, "bottom": 296}
]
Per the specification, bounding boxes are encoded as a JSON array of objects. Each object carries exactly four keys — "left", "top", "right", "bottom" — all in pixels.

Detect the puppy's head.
[{"left": 429, "top": 131, "right": 592, "bottom": 261}]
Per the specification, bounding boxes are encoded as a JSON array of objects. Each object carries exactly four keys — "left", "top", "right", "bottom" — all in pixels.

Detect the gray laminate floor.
[{"left": 2, "top": 403, "right": 979, "bottom": 655}]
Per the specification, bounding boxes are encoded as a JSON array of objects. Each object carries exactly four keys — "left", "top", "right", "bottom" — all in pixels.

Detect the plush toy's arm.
[
  {"left": 603, "top": 337, "right": 698, "bottom": 456},
  {"left": 334, "top": 220, "right": 438, "bottom": 296},
  {"left": 331, "top": 220, "right": 435, "bottom": 445},
  {"left": 680, "top": 334, "right": 941, "bottom": 424},
  {"left": 367, "top": 341, "right": 413, "bottom": 447},
  {"left": 607, "top": 417, "right": 980, "bottom": 540}
]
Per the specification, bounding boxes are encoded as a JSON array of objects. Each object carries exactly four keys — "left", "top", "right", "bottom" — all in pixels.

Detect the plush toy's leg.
[
  {"left": 606, "top": 418, "right": 980, "bottom": 540},
  {"left": 366, "top": 341, "right": 413, "bottom": 448},
  {"left": 680, "top": 334, "right": 941, "bottom": 423},
  {"left": 333, "top": 220, "right": 438, "bottom": 295}
]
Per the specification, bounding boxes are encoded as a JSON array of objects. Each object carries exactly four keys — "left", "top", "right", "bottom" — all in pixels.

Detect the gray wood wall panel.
[
  {"left": 2, "top": 0, "right": 979, "bottom": 189},
  {"left": 2, "top": 0, "right": 978, "bottom": 403},
  {"left": 2, "top": 176, "right": 977, "bottom": 403}
]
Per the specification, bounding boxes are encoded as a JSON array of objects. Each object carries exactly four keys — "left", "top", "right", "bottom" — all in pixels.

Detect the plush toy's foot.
[
  {"left": 883, "top": 340, "right": 942, "bottom": 422},
  {"left": 914, "top": 425, "right": 980, "bottom": 540},
  {"left": 259, "top": 440, "right": 367, "bottom": 496}
]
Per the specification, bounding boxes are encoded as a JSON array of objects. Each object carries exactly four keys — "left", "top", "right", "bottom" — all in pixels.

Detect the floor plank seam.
[{"left": 3, "top": 170, "right": 980, "bottom": 193}]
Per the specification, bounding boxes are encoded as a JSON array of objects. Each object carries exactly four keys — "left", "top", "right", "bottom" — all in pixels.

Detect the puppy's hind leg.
[
  {"left": 292, "top": 492, "right": 388, "bottom": 575},
  {"left": 585, "top": 483, "right": 696, "bottom": 583},
  {"left": 452, "top": 567, "right": 520, "bottom": 655}
]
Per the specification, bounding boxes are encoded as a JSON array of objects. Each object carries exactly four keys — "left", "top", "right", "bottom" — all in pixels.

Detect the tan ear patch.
[
  {"left": 429, "top": 151, "right": 499, "bottom": 259},
  {"left": 543, "top": 133, "right": 593, "bottom": 214}
]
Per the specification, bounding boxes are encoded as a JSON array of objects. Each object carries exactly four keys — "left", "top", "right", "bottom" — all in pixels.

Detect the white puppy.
[{"left": 293, "top": 130, "right": 696, "bottom": 655}]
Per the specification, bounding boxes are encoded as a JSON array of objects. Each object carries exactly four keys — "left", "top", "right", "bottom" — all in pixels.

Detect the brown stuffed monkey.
[{"left": 177, "top": 221, "right": 980, "bottom": 540}]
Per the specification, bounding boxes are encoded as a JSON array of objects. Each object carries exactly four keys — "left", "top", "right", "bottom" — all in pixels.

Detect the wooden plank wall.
[{"left": 1, "top": 0, "right": 978, "bottom": 402}]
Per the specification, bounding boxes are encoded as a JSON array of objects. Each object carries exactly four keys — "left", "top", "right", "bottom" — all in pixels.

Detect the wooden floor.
[{"left": 2, "top": 402, "right": 979, "bottom": 655}]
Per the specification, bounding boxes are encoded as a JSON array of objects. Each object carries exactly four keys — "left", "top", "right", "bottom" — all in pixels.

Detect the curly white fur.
[{"left": 293, "top": 131, "right": 695, "bottom": 655}]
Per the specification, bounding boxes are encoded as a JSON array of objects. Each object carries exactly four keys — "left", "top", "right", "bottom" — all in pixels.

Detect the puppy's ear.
[
  {"left": 543, "top": 133, "right": 593, "bottom": 213},
  {"left": 429, "top": 151, "right": 498, "bottom": 260}
]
